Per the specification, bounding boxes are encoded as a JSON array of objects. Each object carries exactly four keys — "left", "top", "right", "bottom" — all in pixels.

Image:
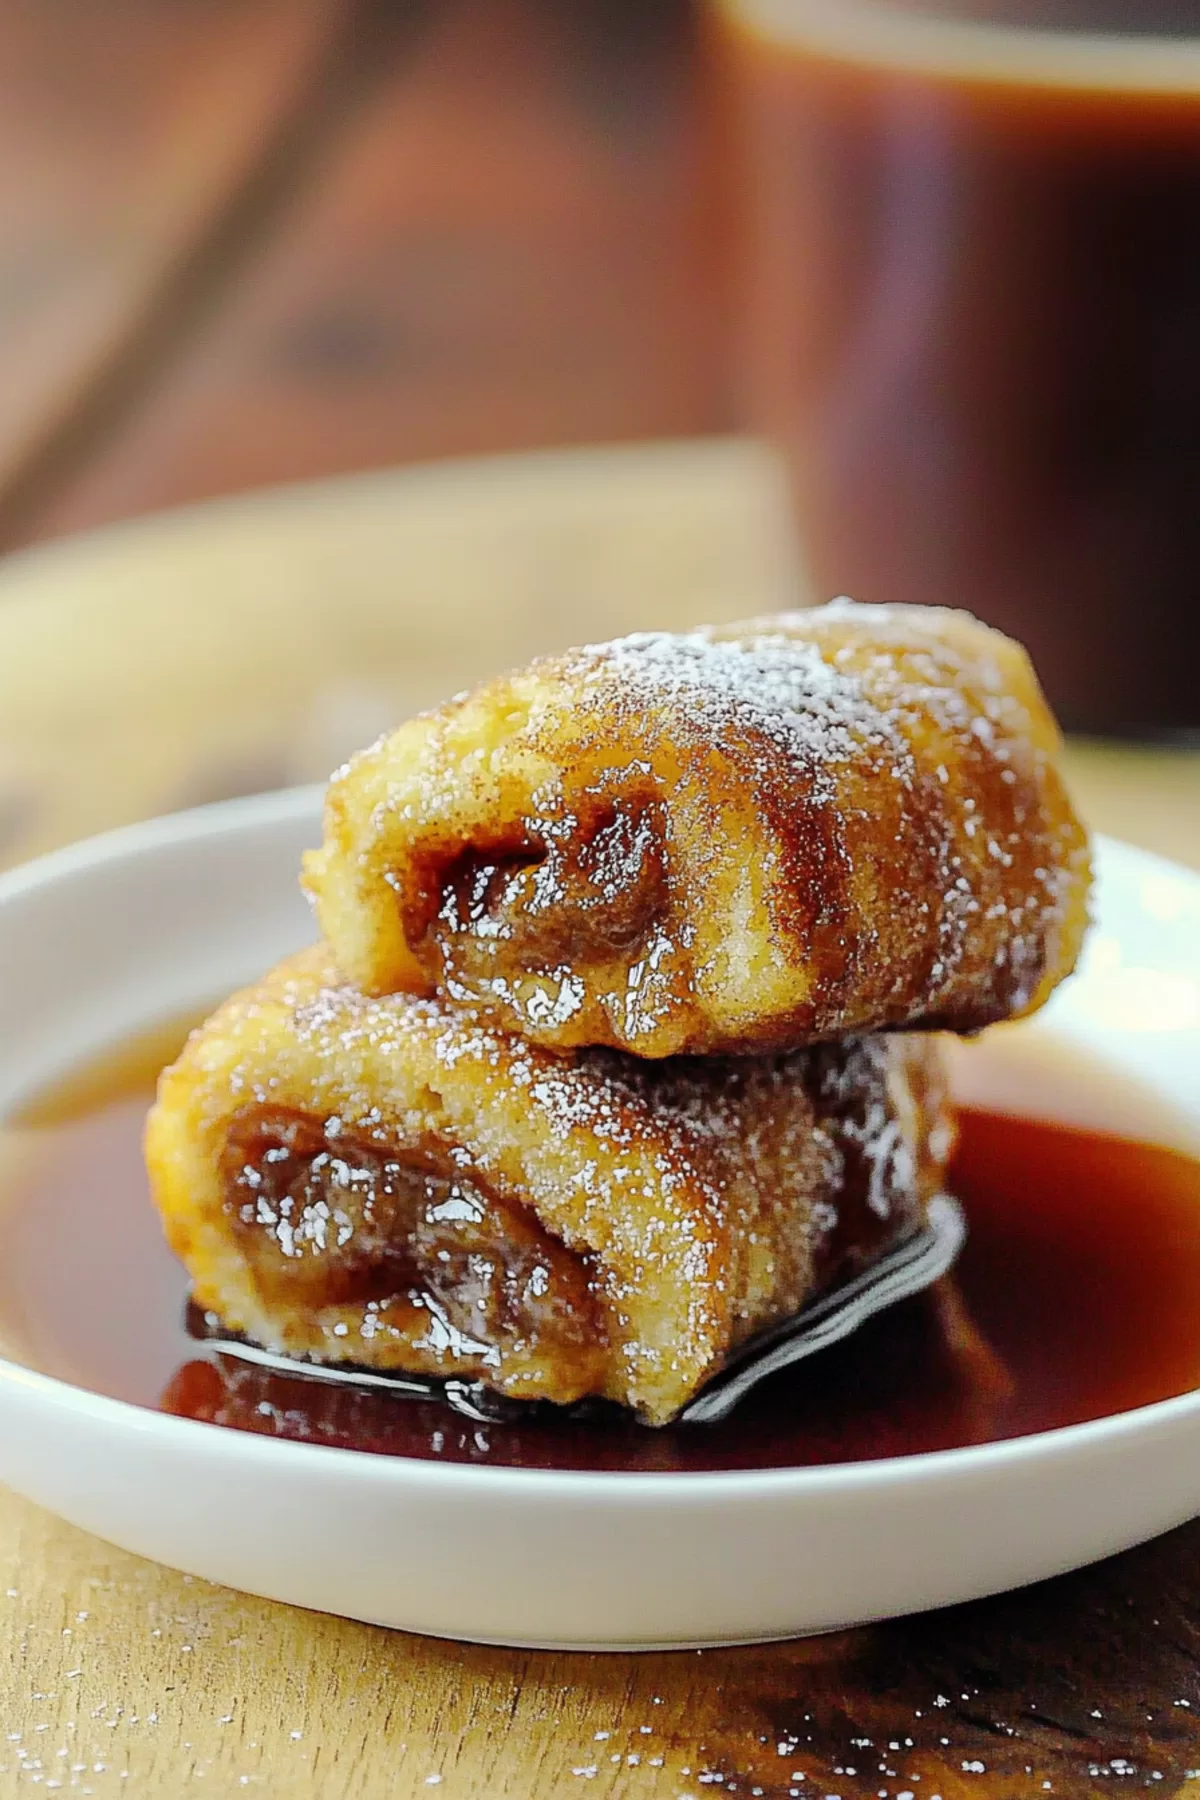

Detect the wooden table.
[{"left": 1, "top": 440, "right": 1199, "bottom": 1800}]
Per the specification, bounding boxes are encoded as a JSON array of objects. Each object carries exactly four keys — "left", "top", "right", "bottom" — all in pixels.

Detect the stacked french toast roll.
[{"left": 148, "top": 600, "right": 1091, "bottom": 1425}]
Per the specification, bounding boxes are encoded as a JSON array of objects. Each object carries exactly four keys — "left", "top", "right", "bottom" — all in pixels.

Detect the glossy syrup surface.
[{"left": 7, "top": 1024, "right": 1200, "bottom": 1472}]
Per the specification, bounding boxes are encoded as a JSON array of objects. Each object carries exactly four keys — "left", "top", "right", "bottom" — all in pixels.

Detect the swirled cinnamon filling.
[
  {"left": 221, "top": 1106, "right": 606, "bottom": 1390},
  {"left": 425, "top": 797, "right": 675, "bottom": 1030}
]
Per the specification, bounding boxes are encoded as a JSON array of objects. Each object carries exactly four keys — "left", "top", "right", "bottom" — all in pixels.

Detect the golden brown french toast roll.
[
  {"left": 146, "top": 946, "right": 952, "bottom": 1424},
  {"left": 303, "top": 600, "right": 1091, "bottom": 1058}
]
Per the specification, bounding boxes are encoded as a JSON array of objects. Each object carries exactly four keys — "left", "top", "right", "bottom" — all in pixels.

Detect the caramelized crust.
[
  {"left": 304, "top": 599, "right": 1091, "bottom": 1058},
  {"left": 145, "top": 947, "right": 953, "bottom": 1423}
]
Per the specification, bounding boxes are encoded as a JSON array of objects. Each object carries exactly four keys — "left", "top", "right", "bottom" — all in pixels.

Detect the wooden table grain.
[{"left": 0, "top": 441, "right": 1199, "bottom": 1800}]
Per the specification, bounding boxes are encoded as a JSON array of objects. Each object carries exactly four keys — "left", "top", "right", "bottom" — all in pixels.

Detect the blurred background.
[
  {"left": 1, "top": 0, "right": 1198, "bottom": 876},
  {"left": 0, "top": 0, "right": 731, "bottom": 547}
]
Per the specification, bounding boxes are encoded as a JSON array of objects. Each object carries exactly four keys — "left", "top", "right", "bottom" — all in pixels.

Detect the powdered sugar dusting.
[{"left": 577, "top": 626, "right": 895, "bottom": 794}]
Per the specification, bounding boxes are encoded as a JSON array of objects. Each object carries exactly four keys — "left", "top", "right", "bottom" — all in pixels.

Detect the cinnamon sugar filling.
[
  {"left": 221, "top": 1107, "right": 604, "bottom": 1362},
  {"left": 428, "top": 798, "right": 670, "bottom": 984}
]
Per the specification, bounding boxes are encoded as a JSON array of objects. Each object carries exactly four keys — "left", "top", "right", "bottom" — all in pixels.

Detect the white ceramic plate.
[{"left": 0, "top": 790, "right": 1197, "bottom": 1650}]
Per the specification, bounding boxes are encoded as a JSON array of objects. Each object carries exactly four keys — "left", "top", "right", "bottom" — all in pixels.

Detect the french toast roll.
[
  {"left": 146, "top": 946, "right": 953, "bottom": 1424},
  {"left": 304, "top": 599, "right": 1091, "bottom": 1058}
]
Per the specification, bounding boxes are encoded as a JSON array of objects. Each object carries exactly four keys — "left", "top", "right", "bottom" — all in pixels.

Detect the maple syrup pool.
[{"left": 6, "top": 1020, "right": 1200, "bottom": 1474}]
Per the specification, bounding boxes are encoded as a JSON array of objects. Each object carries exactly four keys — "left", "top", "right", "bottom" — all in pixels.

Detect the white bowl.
[{"left": 0, "top": 790, "right": 1197, "bottom": 1650}]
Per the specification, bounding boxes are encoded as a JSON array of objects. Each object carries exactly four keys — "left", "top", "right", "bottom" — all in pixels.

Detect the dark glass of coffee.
[{"left": 719, "top": 0, "right": 1200, "bottom": 732}]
